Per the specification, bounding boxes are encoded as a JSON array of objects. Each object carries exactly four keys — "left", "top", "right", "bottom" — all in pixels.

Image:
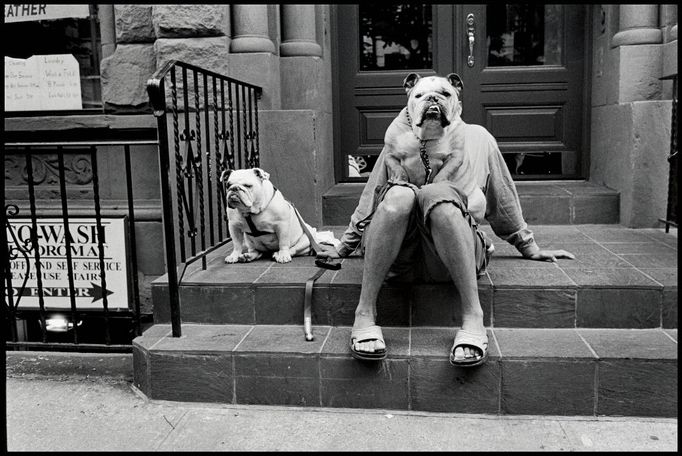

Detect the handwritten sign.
[
  {"left": 4, "top": 4, "right": 90, "bottom": 23},
  {"left": 7, "top": 218, "right": 131, "bottom": 310},
  {"left": 5, "top": 54, "right": 82, "bottom": 111}
]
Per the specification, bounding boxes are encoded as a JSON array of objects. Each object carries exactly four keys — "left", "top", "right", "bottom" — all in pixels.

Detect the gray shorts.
[{"left": 362, "top": 181, "right": 491, "bottom": 283}]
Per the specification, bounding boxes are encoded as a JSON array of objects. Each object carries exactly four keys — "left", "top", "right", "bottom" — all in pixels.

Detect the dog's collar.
[
  {"left": 240, "top": 186, "right": 278, "bottom": 216},
  {"left": 242, "top": 187, "right": 279, "bottom": 237},
  {"left": 244, "top": 213, "right": 274, "bottom": 237},
  {"left": 404, "top": 109, "right": 433, "bottom": 185}
]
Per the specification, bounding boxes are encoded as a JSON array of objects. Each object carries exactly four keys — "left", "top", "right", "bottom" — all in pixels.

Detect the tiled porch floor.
[{"left": 166, "top": 224, "right": 677, "bottom": 287}]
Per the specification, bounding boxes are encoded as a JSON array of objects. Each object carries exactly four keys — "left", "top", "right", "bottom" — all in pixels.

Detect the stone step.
[
  {"left": 133, "top": 324, "right": 678, "bottom": 417},
  {"left": 152, "top": 225, "right": 677, "bottom": 330},
  {"left": 322, "top": 181, "right": 620, "bottom": 225}
]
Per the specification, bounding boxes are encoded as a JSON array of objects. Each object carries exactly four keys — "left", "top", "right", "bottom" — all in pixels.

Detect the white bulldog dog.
[{"left": 221, "top": 168, "right": 312, "bottom": 264}]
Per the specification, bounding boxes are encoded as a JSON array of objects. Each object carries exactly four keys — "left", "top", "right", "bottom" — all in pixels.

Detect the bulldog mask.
[
  {"left": 220, "top": 168, "right": 313, "bottom": 264},
  {"left": 384, "top": 73, "right": 466, "bottom": 186},
  {"left": 404, "top": 72, "right": 463, "bottom": 141}
]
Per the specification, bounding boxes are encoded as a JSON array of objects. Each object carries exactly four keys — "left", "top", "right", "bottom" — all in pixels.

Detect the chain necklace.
[{"left": 405, "top": 109, "right": 433, "bottom": 186}]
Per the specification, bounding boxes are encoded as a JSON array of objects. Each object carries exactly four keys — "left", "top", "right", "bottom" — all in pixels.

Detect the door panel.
[
  {"left": 336, "top": 4, "right": 453, "bottom": 181},
  {"left": 334, "top": 4, "right": 587, "bottom": 181},
  {"left": 460, "top": 4, "right": 586, "bottom": 179}
]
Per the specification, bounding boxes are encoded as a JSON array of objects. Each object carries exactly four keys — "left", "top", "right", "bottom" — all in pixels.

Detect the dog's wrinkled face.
[
  {"left": 404, "top": 73, "right": 463, "bottom": 139},
  {"left": 221, "top": 168, "right": 270, "bottom": 211}
]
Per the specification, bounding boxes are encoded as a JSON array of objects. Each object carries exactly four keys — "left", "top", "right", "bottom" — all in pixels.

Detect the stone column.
[
  {"left": 612, "top": 4, "right": 661, "bottom": 47},
  {"left": 98, "top": 4, "right": 116, "bottom": 59},
  {"left": 228, "top": 5, "right": 280, "bottom": 109},
  {"left": 660, "top": 4, "right": 678, "bottom": 43},
  {"left": 592, "top": 4, "right": 672, "bottom": 227},
  {"left": 268, "top": 5, "right": 333, "bottom": 226},
  {"left": 280, "top": 5, "right": 323, "bottom": 110},
  {"left": 280, "top": 5, "right": 321, "bottom": 56},
  {"left": 660, "top": 5, "right": 678, "bottom": 99},
  {"left": 230, "top": 4, "right": 275, "bottom": 53}
]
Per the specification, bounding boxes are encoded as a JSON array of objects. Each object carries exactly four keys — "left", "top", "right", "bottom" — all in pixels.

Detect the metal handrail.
[{"left": 146, "top": 60, "right": 263, "bottom": 337}]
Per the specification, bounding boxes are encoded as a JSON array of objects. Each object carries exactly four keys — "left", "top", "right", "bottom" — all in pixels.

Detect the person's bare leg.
[
  {"left": 353, "top": 185, "right": 415, "bottom": 354},
  {"left": 429, "top": 203, "right": 486, "bottom": 361}
]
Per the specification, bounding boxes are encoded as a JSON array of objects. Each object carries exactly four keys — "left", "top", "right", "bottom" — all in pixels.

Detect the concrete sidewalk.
[{"left": 6, "top": 373, "right": 677, "bottom": 452}]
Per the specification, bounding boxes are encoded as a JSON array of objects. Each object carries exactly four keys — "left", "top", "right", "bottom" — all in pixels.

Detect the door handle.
[{"left": 466, "top": 13, "right": 475, "bottom": 67}]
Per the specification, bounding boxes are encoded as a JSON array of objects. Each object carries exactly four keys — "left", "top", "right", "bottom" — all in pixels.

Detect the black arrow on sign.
[{"left": 90, "top": 282, "right": 114, "bottom": 303}]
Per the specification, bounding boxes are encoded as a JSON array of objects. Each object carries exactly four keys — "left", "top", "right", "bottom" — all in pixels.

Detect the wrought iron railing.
[
  {"left": 660, "top": 74, "right": 677, "bottom": 232},
  {"left": 3, "top": 139, "right": 153, "bottom": 352},
  {"left": 146, "top": 60, "right": 262, "bottom": 337}
]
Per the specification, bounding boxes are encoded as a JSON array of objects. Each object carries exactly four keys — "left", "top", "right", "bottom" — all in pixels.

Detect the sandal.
[
  {"left": 350, "top": 325, "right": 387, "bottom": 361},
  {"left": 449, "top": 329, "right": 489, "bottom": 367}
]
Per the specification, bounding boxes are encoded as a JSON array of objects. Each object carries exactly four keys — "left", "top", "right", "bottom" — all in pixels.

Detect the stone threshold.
[
  {"left": 322, "top": 181, "right": 621, "bottom": 225},
  {"left": 134, "top": 324, "right": 678, "bottom": 417}
]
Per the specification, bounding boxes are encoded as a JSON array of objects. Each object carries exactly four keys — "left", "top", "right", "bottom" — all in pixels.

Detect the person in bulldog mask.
[{"left": 318, "top": 73, "right": 574, "bottom": 366}]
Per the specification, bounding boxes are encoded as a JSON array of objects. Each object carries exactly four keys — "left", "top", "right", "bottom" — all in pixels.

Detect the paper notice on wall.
[{"left": 5, "top": 54, "right": 83, "bottom": 111}]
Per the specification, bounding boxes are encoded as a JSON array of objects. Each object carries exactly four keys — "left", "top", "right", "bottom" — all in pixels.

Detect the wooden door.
[{"left": 333, "top": 4, "right": 588, "bottom": 181}]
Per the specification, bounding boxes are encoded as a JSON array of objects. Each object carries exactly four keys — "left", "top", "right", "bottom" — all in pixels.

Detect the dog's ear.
[
  {"left": 446, "top": 73, "right": 463, "bottom": 96},
  {"left": 252, "top": 168, "right": 270, "bottom": 181},
  {"left": 403, "top": 73, "right": 421, "bottom": 94},
  {"left": 219, "top": 169, "right": 233, "bottom": 184}
]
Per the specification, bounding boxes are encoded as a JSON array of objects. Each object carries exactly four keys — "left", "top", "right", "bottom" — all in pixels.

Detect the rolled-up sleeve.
[{"left": 483, "top": 134, "right": 538, "bottom": 256}]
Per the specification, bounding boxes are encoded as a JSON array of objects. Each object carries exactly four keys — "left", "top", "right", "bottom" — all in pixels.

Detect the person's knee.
[
  {"left": 429, "top": 201, "right": 467, "bottom": 230},
  {"left": 379, "top": 186, "right": 416, "bottom": 218}
]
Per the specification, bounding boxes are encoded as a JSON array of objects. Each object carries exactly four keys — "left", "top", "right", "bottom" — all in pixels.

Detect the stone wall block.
[
  {"left": 115, "top": 5, "right": 155, "bottom": 43},
  {"left": 226, "top": 53, "right": 281, "bottom": 110},
  {"left": 280, "top": 57, "right": 328, "bottom": 111},
  {"left": 590, "top": 102, "right": 673, "bottom": 228},
  {"left": 101, "top": 44, "right": 156, "bottom": 109},
  {"left": 630, "top": 101, "right": 673, "bottom": 227},
  {"left": 154, "top": 37, "right": 231, "bottom": 111},
  {"left": 617, "top": 45, "right": 662, "bottom": 103},
  {"left": 152, "top": 4, "right": 229, "bottom": 38}
]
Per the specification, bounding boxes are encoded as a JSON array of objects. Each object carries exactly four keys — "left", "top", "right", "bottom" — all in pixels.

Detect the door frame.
[{"left": 330, "top": 4, "right": 593, "bottom": 183}]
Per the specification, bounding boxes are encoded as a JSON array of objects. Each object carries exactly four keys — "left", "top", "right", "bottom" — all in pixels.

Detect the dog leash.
[
  {"left": 405, "top": 109, "right": 433, "bottom": 186},
  {"left": 290, "top": 203, "right": 342, "bottom": 341},
  {"left": 220, "top": 169, "right": 341, "bottom": 341}
]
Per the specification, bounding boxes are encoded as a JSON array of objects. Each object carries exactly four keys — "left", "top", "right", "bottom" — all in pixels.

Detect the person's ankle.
[
  {"left": 461, "top": 311, "right": 485, "bottom": 329},
  {"left": 353, "top": 310, "right": 376, "bottom": 326}
]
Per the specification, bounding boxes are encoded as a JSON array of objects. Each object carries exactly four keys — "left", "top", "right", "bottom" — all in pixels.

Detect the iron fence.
[
  {"left": 3, "top": 139, "right": 154, "bottom": 352},
  {"left": 146, "top": 60, "right": 262, "bottom": 337}
]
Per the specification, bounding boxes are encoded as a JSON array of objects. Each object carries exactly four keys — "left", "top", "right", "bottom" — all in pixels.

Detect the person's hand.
[
  {"left": 526, "top": 249, "right": 575, "bottom": 263},
  {"left": 315, "top": 244, "right": 342, "bottom": 259}
]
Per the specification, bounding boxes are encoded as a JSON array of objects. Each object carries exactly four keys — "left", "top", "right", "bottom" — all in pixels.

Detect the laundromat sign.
[
  {"left": 6, "top": 218, "right": 130, "bottom": 310},
  {"left": 4, "top": 4, "right": 90, "bottom": 23}
]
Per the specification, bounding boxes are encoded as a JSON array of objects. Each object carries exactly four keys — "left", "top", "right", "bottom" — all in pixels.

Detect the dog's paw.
[
  {"left": 225, "top": 253, "right": 240, "bottom": 264},
  {"left": 238, "top": 251, "right": 261, "bottom": 263},
  {"left": 273, "top": 250, "right": 292, "bottom": 263}
]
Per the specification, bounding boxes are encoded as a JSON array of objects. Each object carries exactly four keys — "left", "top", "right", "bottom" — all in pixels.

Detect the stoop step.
[
  {"left": 323, "top": 181, "right": 620, "bottom": 226},
  {"left": 151, "top": 225, "right": 677, "bottom": 329},
  {"left": 137, "top": 224, "right": 677, "bottom": 417},
  {"left": 133, "top": 324, "right": 678, "bottom": 417}
]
